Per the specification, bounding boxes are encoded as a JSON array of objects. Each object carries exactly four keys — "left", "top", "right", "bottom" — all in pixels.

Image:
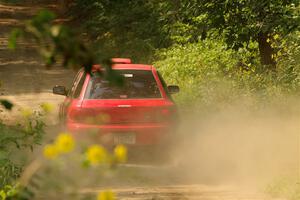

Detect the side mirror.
[
  {"left": 167, "top": 85, "right": 180, "bottom": 94},
  {"left": 53, "top": 85, "right": 67, "bottom": 96}
]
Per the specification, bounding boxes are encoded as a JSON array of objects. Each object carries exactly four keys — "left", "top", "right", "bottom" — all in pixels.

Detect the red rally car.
[{"left": 53, "top": 58, "right": 179, "bottom": 147}]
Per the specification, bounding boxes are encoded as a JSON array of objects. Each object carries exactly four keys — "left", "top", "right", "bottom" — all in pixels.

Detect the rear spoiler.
[
  {"left": 91, "top": 58, "right": 132, "bottom": 72},
  {"left": 111, "top": 58, "right": 132, "bottom": 64}
]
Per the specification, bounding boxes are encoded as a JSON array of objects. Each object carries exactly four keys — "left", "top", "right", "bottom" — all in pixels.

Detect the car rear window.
[{"left": 85, "top": 70, "right": 162, "bottom": 99}]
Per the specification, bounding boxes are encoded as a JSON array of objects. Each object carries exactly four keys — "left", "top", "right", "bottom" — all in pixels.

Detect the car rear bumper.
[{"left": 66, "top": 122, "right": 173, "bottom": 145}]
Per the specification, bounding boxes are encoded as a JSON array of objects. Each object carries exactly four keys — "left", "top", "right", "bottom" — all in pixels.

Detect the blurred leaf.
[
  {"left": 0, "top": 190, "right": 6, "bottom": 200},
  {"left": 0, "top": 99, "right": 13, "bottom": 110},
  {"left": 33, "top": 9, "right": 56, "bottom": 24},
  {"left": 81, "top": 159, "right": 91, "bottom": 168},
  {"left": 8, "top": 29, "right": 22, "bottom": 50}
]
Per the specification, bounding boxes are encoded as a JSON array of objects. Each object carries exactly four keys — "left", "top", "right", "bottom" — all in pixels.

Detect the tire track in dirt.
[{"left": 81, "top": 185, "right": 272, "bottom": 200}]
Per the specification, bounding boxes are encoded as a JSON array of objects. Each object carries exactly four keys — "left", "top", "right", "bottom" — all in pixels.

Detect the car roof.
[{"left": 91, "top": 64, "right": 153, "bottom": 72}]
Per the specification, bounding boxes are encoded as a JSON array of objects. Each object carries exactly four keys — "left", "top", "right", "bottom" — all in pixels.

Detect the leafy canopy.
[{"left": 191, "top": 0, "right": 300, "bottom": 49}]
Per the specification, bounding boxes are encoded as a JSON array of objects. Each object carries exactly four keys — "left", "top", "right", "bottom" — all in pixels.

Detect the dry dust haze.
[{"left": 171, "top": 96, "right": 300, "bottom": 189}]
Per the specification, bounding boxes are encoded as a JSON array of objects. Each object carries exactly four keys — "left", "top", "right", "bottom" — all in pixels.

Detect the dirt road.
[
  {"left": 0, "top": 2, "right": 286, "bottom": 200},
  {"left": 82, "top": 184, "right": 270, "bottom": 200},
  {"left": 0, "top": 2, "right": 75, "bottom": 122}
]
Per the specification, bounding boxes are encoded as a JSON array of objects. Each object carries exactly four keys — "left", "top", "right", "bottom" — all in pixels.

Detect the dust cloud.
[
  {"left": 172, "top": 96, "right": 300, "bottom": 188},
  {"left": 76, "top": 96, "right": 300, "bottom": 191}
]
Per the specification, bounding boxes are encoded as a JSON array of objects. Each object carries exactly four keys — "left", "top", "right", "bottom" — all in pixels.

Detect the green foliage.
[
  {"left": 71, "top": 0, "right": 170, "bottom": 63},
  {"left": 8, "top": 29, "right": 22, "bottom": 50},
  {"left": 70, "top": 0, "right": 300, "bottom": 68},
  {"left": 0, "top": 82, "right": 13, "bottom": 111},
  {"left": 9, "top": 10, "right": 123, "bottom": 86},
  {"left": 173, "top": 0, "right": 300, "bottom": 67},
  {"left": 275, "top": 31, "right": 300, "bottom": 90},
  {"left": 190, "top": 0, "right": 300, "bottom": 47},
  {"left": 0, "top": 110, "right": 46, "bottom": 188},
  {"left": 155, "top": 35, "right": 300, "bottom": 111},
  {"left": 0, "top": 100, "right": 13, "bottom": 110},
  {"left": 8, "top": 9, "right": 94, "bottom": 71},
  {"left": 0, "top": 184, "right": 19, "bottom": 200},
  {"left": 155, "top": 40, "right": 238, "bottom": 108}
]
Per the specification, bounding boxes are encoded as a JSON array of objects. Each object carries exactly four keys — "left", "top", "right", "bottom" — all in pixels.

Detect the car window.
[
  {"left": 85, "top": 70, "right": 162, "bottom": 99},
  {"left": 157, "top": 71, "right": 173, "bottom": 100},
  {"left": 157, "top": 71, "right": 169, "bottom": 93},
  {"left": 73, "top": 73, "right": 86, "bottom": 98},
  {"left": 68, "top": 69, "right": 84, "bottom": 97}
]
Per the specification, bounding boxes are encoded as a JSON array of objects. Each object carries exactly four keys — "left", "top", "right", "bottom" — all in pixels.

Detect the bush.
[
  {"left": 154, "top": 36, "right": 300, "bottom": 112},
  {"left": 0, "top": 107, "right": 46, "bottom": 188}
]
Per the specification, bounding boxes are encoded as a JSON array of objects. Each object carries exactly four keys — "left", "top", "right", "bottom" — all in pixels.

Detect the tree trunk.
[{"left": 257, "top": 32, "right": 276, "bottom": 70}]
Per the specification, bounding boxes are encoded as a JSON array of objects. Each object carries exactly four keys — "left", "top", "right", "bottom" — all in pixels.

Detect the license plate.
[{"left": 113, "top": 133, "right": 136, "bottom": 145}]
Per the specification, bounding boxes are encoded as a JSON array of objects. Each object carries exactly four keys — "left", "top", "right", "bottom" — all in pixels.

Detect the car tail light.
[
  {"left": 154, "top": 107, "right": 177, "bottom": 122},
  {"left": 161, "top": 108, "right": 171, "bottom": 115}
]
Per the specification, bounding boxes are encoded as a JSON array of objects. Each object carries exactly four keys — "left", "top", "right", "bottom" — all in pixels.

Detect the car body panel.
[{"left": 57, "top": 61, "right": 178, "bottom": 146}]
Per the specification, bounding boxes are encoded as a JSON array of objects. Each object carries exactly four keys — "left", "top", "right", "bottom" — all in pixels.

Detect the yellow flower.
[
  {"left": 43, "top": 144, "right": 58, "bottom": 159},
  {"left": 86, "top": 145, "right": 108, "bottom": 165},
  {"left": 55, "top": 133, "right": 75, "bottom": 154},
  {"left": 97, "top": 191, "right": 115, "bottom": 200},
  {"left": 21, "top": 108, "right": 33, "bottom": 118},
  {"left": 114, "top": 145, "right": 127, "bottom": 163},
  {"left": 40, "top": 103, "right": 54, "bottom": 113}
]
